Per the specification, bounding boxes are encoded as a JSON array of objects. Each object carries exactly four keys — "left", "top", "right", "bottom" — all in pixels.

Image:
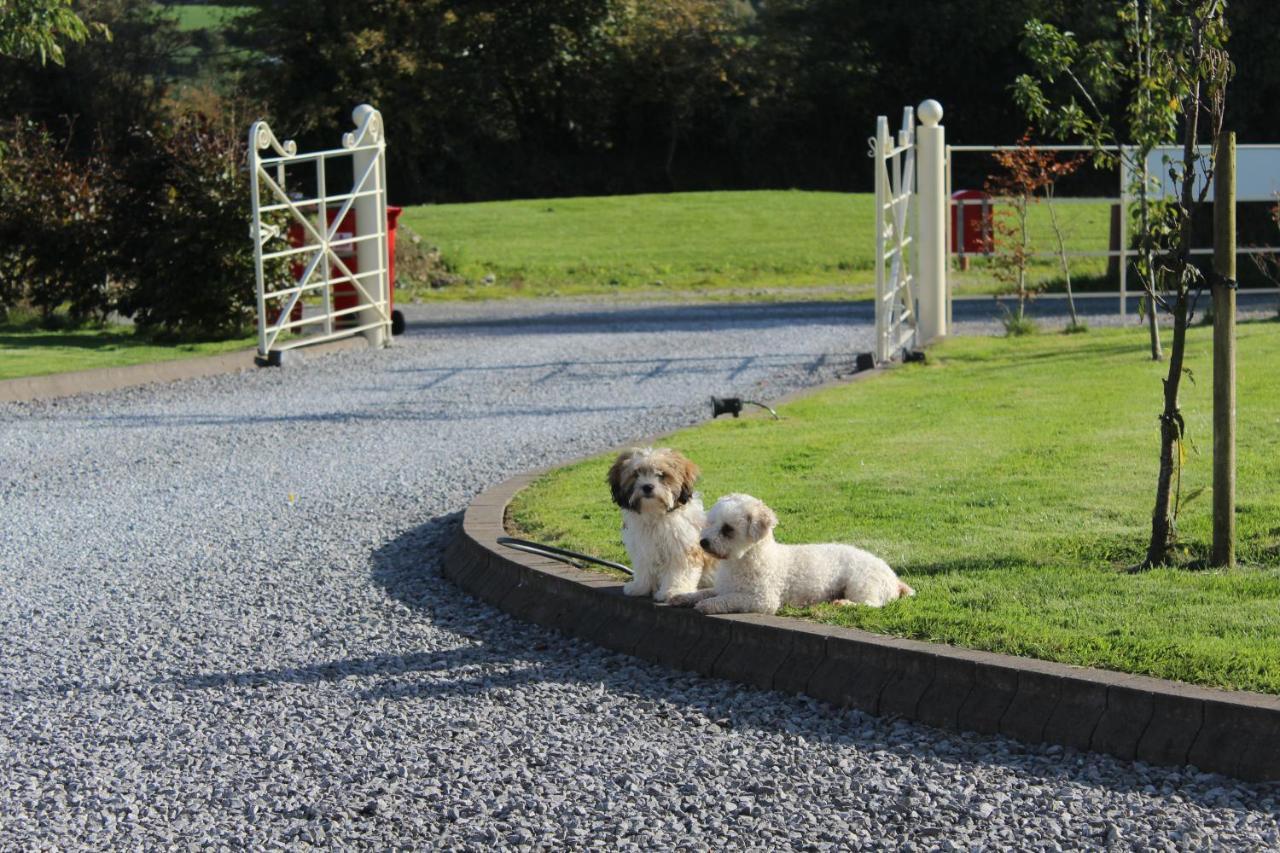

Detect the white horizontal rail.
[
  {"left": 267, "top": 301, "right": 385, "bottom": 334},
  {"left": 257, "top": 142, "right": 382, "bottom": 167},
  {"left": 954, "top": 246, "right": 1280, "bottom": 259},
  {"left": 953, "top": 196, "right": 1118, "bottom": 206},
  {"left": 260, "top": 232, "right": 383, "bottom": 261},
  {"left": 257, "top": 189, "right": 382, "bottom": 214},
  {"left": 272, "top": 320, "right": 388, "bottom": 351}
]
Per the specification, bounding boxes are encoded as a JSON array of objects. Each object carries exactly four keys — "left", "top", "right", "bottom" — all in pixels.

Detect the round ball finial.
[
  {"left": 917, "top": 99, "right": 943, "bottom": 128},
  {"left": 352, "top": 103, "right": 375, "bottom": 125}
]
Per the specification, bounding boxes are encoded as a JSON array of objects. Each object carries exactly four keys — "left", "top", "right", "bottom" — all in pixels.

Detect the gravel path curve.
[{"left": 2, "top": 299, "right": 1276, "bottom": 849}]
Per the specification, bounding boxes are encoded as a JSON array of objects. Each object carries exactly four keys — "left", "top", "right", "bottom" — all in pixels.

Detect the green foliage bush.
[
  {"left": 114, "top": 114, "right": 289, "bottom": 339},
  {"left": 0, "top": 122, "right": 119, "bottom": 324},
  {"left": 0, "top": 110, "right": 291, "bottom": 338},
  {"left": 0, "top": 1, "right": 291, "bottom": 338}
]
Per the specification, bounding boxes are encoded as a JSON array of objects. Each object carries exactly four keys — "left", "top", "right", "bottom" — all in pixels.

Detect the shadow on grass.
[{"left": 897, "top": 549, "right": 1144, "bottom": 578}]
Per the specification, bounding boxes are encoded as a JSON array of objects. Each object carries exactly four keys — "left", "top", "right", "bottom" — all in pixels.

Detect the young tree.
[
  {"left": 985, "top": 132, "right": 1086, "bottom": 332},
  {"left": 985, "top": 143, "right": 1040, "bottom": 333},
  {"left": 1015, "top": 3, "right": 1176, "bottom": 360},
  {"left": 1040, "top": 152, "right": 1088, "bottom": 331},
  {"left": 1015, "top": 0, "right": 1231, "bottom": 567}
]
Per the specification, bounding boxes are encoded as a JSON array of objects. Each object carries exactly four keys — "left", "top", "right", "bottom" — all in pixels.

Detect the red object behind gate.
[
  {"left": 286, "top": 205, "right": 404, "bottom": 333},
  {"left": 950, "top": 189, "right": 993, "bottom": 255}
]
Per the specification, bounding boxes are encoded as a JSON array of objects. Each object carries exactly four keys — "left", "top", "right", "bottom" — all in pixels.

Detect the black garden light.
[{"left": 711, "top": 396, "right": 779, "bottom": 420}]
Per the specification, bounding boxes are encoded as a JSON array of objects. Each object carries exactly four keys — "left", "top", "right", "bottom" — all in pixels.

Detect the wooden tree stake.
[{"left": 1212, "top": 130, "right": 1236, "bottom": 568}]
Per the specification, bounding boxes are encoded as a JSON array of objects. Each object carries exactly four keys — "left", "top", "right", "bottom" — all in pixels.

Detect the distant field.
[
  {"left": 160, "top": 2, "right": 251, "bottom": 32},
  {"left": 399, "top": 191, "right": 1115, "bottom": 301}
]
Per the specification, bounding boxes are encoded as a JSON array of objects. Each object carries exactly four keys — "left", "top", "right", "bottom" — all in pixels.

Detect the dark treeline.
[
  {"left": 229, "top": 0, "right": 1280, "bottom": 204},
  {"left": 4, "top": 0, "right": 1280, "bottom": 205}
]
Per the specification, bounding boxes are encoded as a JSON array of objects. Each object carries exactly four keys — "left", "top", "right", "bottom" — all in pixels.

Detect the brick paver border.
[{"left": 446, "top": 470, "right": 1280, "bottom": 782}]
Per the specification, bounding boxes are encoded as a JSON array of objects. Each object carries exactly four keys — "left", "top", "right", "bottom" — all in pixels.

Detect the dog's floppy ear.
[
  {"left": 674, "top": 453, "right": 701, "bottom": 507},
  {"left": 606, "top": 450, "right": 636, "bottom": 509},
  {"left": 747, "top": 502, "right": 778, "bottom": 540}
]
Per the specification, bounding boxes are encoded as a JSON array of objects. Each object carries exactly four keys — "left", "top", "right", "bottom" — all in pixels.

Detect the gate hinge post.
[{"left": 916, "top": 99, "right": 947, "bottom": 345}]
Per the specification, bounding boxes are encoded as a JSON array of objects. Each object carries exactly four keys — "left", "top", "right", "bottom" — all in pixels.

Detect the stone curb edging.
[
  {"left": 0, "top": 336, "right": 370, "bottom": 404},
  {"left": 447, "top": 472, "right": 1280, "bottom": 783}
]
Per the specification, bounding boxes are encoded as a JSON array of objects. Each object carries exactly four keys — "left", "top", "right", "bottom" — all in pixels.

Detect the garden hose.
[{"left": 495, "top": 536, "right": 633, "bottom": 576}]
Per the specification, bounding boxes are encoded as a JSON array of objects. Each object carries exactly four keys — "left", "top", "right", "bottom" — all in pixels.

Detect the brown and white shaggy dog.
[{"left": 607, "top": 447, "right": 717, "bottom": 601}]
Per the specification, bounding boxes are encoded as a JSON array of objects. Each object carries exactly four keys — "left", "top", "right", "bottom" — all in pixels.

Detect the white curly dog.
[
  {"left": 669, "top": 493, "right": 914, "bottom": 615},
  {"left": 607, "top": 447, "right": 716, "bottom": 602}
]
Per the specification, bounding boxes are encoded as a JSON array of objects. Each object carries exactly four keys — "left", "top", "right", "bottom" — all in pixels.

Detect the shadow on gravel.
[
  {"left": 408, "top": 302, "right": 874, "bottom": 337},
  {"left": 58, "top": 402, "right": 666, "bottom": 429},
  {"left": 404, "top": 294, "right": 1276, "bottom": 338},
  {"left": 359, "top": 517, "right": 1280, "bottom": 800},
  {"left": 386, "top": 352, "right": 843, "bottom": 389}
]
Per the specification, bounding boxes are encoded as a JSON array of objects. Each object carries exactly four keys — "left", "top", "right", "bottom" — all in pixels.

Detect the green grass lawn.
[
  {"left": 510, "top": 322, "right": 1280, "bottom": 694},
  {"left": 400, "top": 190, "right": 1114, "bottom": 301},
  {"left": 0, "top": 325, "right": 255, "bottom": 381}
]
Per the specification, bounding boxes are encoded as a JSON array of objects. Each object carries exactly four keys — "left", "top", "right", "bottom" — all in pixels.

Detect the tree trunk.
[
  {"left": 1139, "top": 170, "right": 1164, "bottom": 360},
  {"left": 1017, "top": 201, "right": 1029, "bottom": 320},
  {"left": 1145, "top": 293, "right": 1188, "bottom": 566},
  {"left": 664, "top": 111, "right": 679, "bottom": 191},
  {"left": 1146, "top": 284, "right": 1163, "bottom": 360},
  {"left": 1138, "top": 0, "right": 1164, "bottom": 362},
  {"left": 1146, "top": 25, "right": 1207, "bottom": 567},
  {"left": 1045, "top": 187, "right": 1079, "bottom": 326}
]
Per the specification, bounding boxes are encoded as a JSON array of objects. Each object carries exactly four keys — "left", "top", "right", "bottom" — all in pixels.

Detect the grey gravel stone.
[{"left": 1, "top": 297, "right": 1277, "bottom": 850}]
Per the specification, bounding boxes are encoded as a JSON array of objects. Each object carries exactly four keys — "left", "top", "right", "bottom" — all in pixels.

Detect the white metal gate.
[
  {"left": 249, "top": 104, "right": 391, "bottom": 361},
  {"left": 871, "top": 107, "right": 918, "bottom": 363}
]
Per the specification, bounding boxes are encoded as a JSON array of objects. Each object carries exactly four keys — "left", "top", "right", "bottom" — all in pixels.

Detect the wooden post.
[{"left": 1212, "top": 131, "right": 1236, "bottom": 568}]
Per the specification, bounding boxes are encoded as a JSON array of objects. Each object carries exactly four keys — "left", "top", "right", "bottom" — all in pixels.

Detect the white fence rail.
[
  {"left": 946, "top": 143, "right": 1280, "bottom": 316},
  {"left": 249, "top": 104, "right": 391, "bottom": 362}
]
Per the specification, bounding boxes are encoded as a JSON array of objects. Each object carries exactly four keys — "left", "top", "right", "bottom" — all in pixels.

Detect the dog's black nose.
[
  {"left": 699, "top": 538, "right": 710, "bottom": 550},
  {"left": 642, "top": 484, "right": 654, "bottom": 494}
]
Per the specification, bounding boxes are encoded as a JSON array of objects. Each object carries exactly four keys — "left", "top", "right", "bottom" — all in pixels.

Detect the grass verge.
[
  {"left": 509, "top": 322, "right": 1280, "bottom": 694},
  {"left": 0, "top": 323, "right": 254, "bottom": 381}
]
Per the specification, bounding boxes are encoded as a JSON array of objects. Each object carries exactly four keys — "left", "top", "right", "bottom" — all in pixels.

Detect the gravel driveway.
[{"left": 2, "top": 299, "right": 1276, "bottom": 849}]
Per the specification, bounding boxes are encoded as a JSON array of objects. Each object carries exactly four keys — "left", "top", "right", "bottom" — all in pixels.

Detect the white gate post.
[
  {"left": 916, "top": 99, "right": 947, "bottom": 344},
  {"left": 350, "top": 104, "right": 389, "bottom": 349}
]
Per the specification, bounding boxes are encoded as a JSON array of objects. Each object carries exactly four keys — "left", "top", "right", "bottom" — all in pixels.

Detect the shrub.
[
  {"left": 0, "top": 121, "right": 119, "bottom": 324},
  {"left": 1000, "top": 308, "right": 1038, "bottom": 337},
  {"left": 114, "top": 113, "right": 291, "bottom": 339}
]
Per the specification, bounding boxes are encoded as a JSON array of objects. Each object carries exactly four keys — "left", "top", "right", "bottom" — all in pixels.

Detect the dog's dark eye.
[
  {"left": 656, "top": 471, "right": 667, "bottom": 479},
  {"left": 721, "top": 525, "right": 734, "bottom": 537}
]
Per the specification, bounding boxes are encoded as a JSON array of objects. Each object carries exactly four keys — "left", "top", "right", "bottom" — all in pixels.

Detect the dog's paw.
[
  {"left": 622, "top": 580, "right": 648, "bottom": 597},
  {"left": 667, "top": 592, "right": 698, "bottom": 607},
  {"left": 693, "top": 598, "right": 718, "bottom": 614},
  {"left": 652, "top": 589, "right": 669, "bottom": 603}
]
